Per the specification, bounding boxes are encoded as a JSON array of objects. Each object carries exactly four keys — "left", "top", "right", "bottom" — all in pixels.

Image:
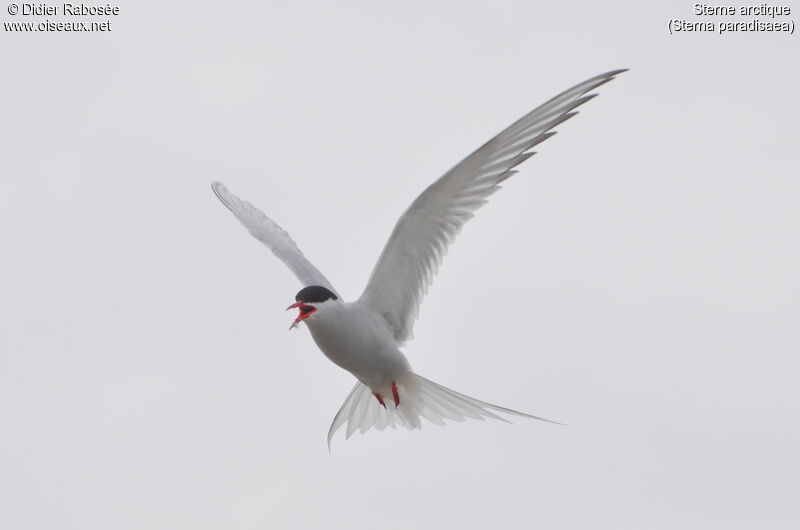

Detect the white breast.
[{"left": 304, "top": 301, "right": 411, "bottom": 388}]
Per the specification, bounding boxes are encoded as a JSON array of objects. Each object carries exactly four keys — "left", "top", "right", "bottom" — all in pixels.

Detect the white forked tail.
[{"left": 327, "top": 374, "right": 561, "bottom": 449}]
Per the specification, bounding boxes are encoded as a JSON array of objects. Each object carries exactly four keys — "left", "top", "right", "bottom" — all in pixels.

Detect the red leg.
[
  {"left": 373, "top": 393, "right": 386, "bottom": 408},
  {"left": 391, "top": 381, "right": 400, "bottom": 408}
]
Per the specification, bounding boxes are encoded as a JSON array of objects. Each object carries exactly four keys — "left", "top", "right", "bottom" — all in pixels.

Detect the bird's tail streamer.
[{"left": 327, "top": 373, "right": 561, "bottom": 449}]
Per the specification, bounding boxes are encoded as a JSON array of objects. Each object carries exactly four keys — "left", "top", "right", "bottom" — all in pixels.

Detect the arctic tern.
[{"left": 212, "top": 69, "right": 625, "bottom": 447}]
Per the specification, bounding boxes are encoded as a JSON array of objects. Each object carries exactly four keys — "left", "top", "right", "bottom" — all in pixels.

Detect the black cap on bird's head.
[
  {"left": 294, "top": 285, "right": 338, "bottom": 303},
  {"left": 286, "top": 285, "right": 338, "bottom": 329}
]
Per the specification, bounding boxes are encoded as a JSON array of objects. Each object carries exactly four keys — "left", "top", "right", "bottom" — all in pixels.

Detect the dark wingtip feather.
[{"left": 509, "top": 151, "right": 536, "bottom": 169}]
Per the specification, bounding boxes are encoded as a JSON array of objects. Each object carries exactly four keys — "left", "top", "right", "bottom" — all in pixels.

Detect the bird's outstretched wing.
[
  {"left": 359, "top": 69, "right": 626, "bottom": 345},
  {"left": 211, "top": 182, "right": 339, "bottom": 297}
]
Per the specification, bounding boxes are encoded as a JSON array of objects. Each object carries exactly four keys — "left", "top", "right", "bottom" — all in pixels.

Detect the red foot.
[
  {"left": 391, "top": 381, "right": 400, "bottom": 408},
  {"left": 373, "top": 393, "right": 386, "bottom": 408}
]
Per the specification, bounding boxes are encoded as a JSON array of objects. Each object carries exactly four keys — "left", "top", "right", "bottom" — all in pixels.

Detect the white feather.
[
  {"left": 327, "top": 374, "right": 562, "bottom": 449},
  {"left": 211, "top": 182, "right": 340, "bottom": 298},
  {"left": 359, "top": 69, "right": 627, "bottom": 345}
]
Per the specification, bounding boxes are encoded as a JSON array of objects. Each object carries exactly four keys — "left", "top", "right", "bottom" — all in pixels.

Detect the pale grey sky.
[{"left": 1, "top": 1, "right": 798, "bottom": 529}]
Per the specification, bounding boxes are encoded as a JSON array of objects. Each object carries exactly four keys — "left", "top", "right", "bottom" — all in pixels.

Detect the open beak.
[{"left": 286, "top": 301, "right": 317, "bottom": 330}]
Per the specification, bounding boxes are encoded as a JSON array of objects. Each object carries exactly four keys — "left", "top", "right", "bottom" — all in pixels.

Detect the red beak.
[{"left": 286, "top": 301, "right": 317, "bottom": 329}]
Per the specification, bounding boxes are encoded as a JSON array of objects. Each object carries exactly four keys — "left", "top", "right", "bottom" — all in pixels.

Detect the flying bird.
[{"left": 212, "top": 69, "right": 626, "bottom": 447}]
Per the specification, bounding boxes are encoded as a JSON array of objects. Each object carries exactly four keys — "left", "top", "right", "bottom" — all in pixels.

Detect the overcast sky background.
[{"left": 1, "top": 1, "right": 798, "bottom": 529}]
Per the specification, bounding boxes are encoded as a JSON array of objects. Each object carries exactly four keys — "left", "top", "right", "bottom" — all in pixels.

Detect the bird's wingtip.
[{"left": 210, "top": 181, "right": 233, "bottom": 210}]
